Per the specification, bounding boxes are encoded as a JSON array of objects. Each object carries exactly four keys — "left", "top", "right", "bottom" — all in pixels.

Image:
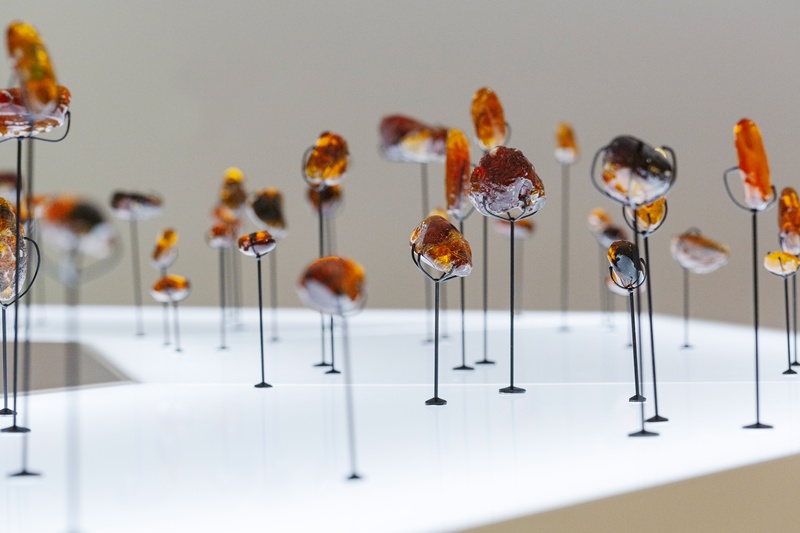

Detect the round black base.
[
  {"left": 0, "top": 408, "right": 14, "bottom": 416},
  {"left": 792, "top": 361, "right": 800, "bottom": 367},
  {"left": 425, "top": 396, "right": 447, "bottom": 406},
  {"left": 783, "top": 368, "right": 797, "bottom": 375},
  {"left": 628, "top": 429, "right": 659, "bottom": 437},
  {"left": 743, "top": 422, "right": 773, "bottom": 429},
  {"left": 681, "top": 343, "right": 692, "bottom": 350},
  {"left": 325, "top": 369, "right": 341, "bottom": 375},
  {"left": 474, "top": 359, "right": 496, "bottom": 365},
  {"left": 453, "top": 365, "right": 474, "bottom": 371},
  {"left": 629, "top": 394, "right": 646, "bottom": 403},
  {"left": 348, "top": 473, "right": 362, "bottom": 481},
  {"left": 254, "top": 382, "right": 273, "bottom": 388},
  {"left": 646, "top": 414, "right": 669, "bottom": 423},
  {"left": 499, "top": 386, "right": 526, "bottom": 394},
  {"left": 9, "top": 469, "right": 40, "bottom": 478},
  {"left": 1, "top": 425, "right": 30, "bottom": 434},
  {"left": 313, "top": 362, "right": 332, "bottom": 368}
]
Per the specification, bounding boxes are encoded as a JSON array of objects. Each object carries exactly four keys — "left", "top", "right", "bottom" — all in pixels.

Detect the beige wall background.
[{"left": 2, "top": 1, "right": 799, "bottom": 329}]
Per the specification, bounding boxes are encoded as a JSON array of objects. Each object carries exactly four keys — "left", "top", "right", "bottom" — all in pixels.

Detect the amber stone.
[
  {"left": 670, "top": 231, "right": 729, "bottom": 274},
  {"left": 17, "top": 194, "right": 47, "bottom": 224},
  {"left": 7, "top": 22, "right": 59, "bottom": 116},
  {"left": 219, "top": 167, "right": 247, "bottom": 210},
  {"left": 493, "top": 218, "right": 534, "bottom": 239},
  {"left": 151, "top": 274, "right": 190, "bottom": 303},
  {"left": 152, "top": 228, "right": 178, "bottom": 270},
  {"left": 410, "top": 215, "right": 472, "bottom": 277},
  {"left": 306, "top": 185, "right": 342, "bottom": 218},
  {"left": 110, "top": 191, "right": 162, "bottom": 221},
  {"left": 587, "top": 208, "right": 612, "bottom": 235},
  {"left": 304, "top": 132, "right": 349, "bottom": 187},
  {"left": 471, "top": 87, "right": 506, "bottom": 151},
  {"left": 780, "top": 222, "right": 800, "bottom": 256},
  {"left": 608, "top": 240, "right": 644, "bottom": 289},
  {"left": 379, "top": 115, "right": 447, "bottom": 163},
  {"left": 237, "top": 230, "right": 277, "bottom": 258},
  {"left": 764, "top": 251, "right": 799, "bottom": 277},
  {"left": 554, "top": 122, "right": 579, "bottom": 165},
  {"left": 445, "top": 129, "right": 471, "bottom": 219},
  {"left": 469, "top": 146, "right": 545, "bottom": 217},
  {"left": 600, "top": 135, "right": 674, "bottom": 206},
  {"left": 249, "top": 188, "right": 286, "bottom": 239},
  {"left": 296, "top": 256, "right": 366, "bottom": 316},
  {"left": 624, "top": 197, "right": 666, "bottom": 235},
  {"left": 778, "top": 187, "right": 800, "bottom": 230},
  {"left": 0, "top": 198, "right": 25, "bottom": 303},
  {"left": 596, "top": 225, "right": 628, "bottom": 249},
  {"left": 206, "top": 223, "right": 236, "bottom": 249},
  {"left": 211, "top": 203, "right": 241, "bottom": 229},
  {"left": 0, "top": 86, "right": 70, "bottom": 140},
  {"left": 41, "top": 195, "right": 115, "bottom": 258},
  {"left": 734, "top": 118, "right": 773, "bottom": 210}
]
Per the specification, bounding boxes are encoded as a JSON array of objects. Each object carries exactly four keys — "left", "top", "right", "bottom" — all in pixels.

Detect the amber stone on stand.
[
  {"left": 152, "top": 228, "right": 178, "bottom": 270},
  {"left": 587, "top": 208, "right": 612, "bottom": 235},
  {"left": 469, "top": 146, "right": 545, "bottom": 217},
  {"left": 471, "top": 87, "right": 506, "bottom": 151},
  {"left": 237, "top": 230, "right": 277, "bottom": 258},
  {"left": 41, "top": 195, "right": 115, "bottom": 258},
  {"left": 379, "top": 115, "right": 447, "bottom": 163},
  {"left": 0, "top": 86, "right": 70, "bottom": 140},
  {"left": 206, "top": 223, "right": 237, "bottom": 249},
  {"left": 779, "top": 222, "right": 800, "bottom": 256},
  {"left": 211, "top": 203, "right": 241, "bottom": 229},
  {"left": 219, "top": 167, "right": 247, "bottom": 211},
  {"left": 600, "top": 135, "right": 674, "bottom": 206},
  {"left": 778, "top": 187, "right": 800, "bottom": 229},
  {"left": 764, "top": 251, "right": 799, "bottom": 277},
  {"left": 410, "top": 215, "right": 472, "bottom": 277},
  {"left": 304, "top": 132, "right": 349, "bottom": 187},
  {"left": 307, "top": 185, "right": 342, "bottom": 218},
  {"left": 734, "top": 118, "right": 773, "bottom": 210},
  {"left": 608, "top": 240, "right": 644, "bottom": 289},
  {"left": 445, "top": 129, "right": 471, "bottom": 219},
  {"left": 151, "top": 274, "right": 190, "bottom": 303},
  {"left": 670, "top": 232, "right": 729, "bottom": 274},
  {"left": 110, "top": 191, "right": 163, "bottom": 221},
  {"left": 297, "top": 256, "right": 366, "bottom": 316},
  {"left": 493, "top": 218, "right": 534, "bottom": 239},
  {"left": 249, "top": 188, "right": 286, "bottom": 240},
  {"left": 624, "top": 197, "right": 666, "bottom": 235},
  {"left": 7, "top": 21, "right": 59, "bottom": 116},
  {"left": 554, "top": 122, "right": 579, "bottom": 165},
  {"left": 0, "top": 198, "right": 25, "bottom": 303}
]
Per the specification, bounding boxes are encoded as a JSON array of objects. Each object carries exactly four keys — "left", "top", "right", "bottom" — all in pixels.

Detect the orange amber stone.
[
  {"left": 7, "top": 22, "right": 59, "bottom": 116},
  {"left": 780, "top": 222, "right": 800, "bottom": 256},
  {"left": 41, "top": 195, "right": 115, "bottom": 257},
  {"left": 206, "top": 223, "right": 237, "bottom": 249},
  {"left": 410, "top": 215, "right": 472, "bottom": 277},
  {"left": 778, "top": 187, "right": 800, "bottom": 229},
  {"left": 764, "top": 251, "right": 799, "bottom": 277},
  {"left": 297, "top": 256, "right": 366, "bottom": 315},
  {"left": 624, "top": 197, "right": 666, "bottom": 235},
  {"left": 307, "top": 185, "right": 342, "bottom": 218},
  {"left": 110, "top": 191, "right": 162, "bottom": 221},
  {"left": 151, "top": 274, "right": 190, "bottom": 303},
  {"left": 152, "top": 228, "right": 178, "bottom": 270},
  {"left": 0, "top": 198, "right": 25, "bottom": 303},
  {"left": 587, "top": 207, "right": 612, "bottom": 235},
  {"left": 600, "top": 135, "right": 674, "bottom": 206},
  {"left": 734, "top": 118, "right": 773, "bottom": 210},
  {"left": 493, "top": 218, "right": 534, "bottom": 239},
  {"left": 304, "top": 132, "right": 349, "bottom": 187},
  {"left": 471, "top": 87, "right": 506, "bottom": 151},
  {"left": 597, "top": 225, "right": 628, "bottom": 249},
  {"left": 0, "top": 86, "right": 70, "bottom": 140},
  {"left": 219, "top": 167, "right": 247, "bottom": 210},
  {"left": 249, "top": 188, "right": 286, "bottom": 239},
  {"left": 670, "top": 231, "right": 729, "bottom": 274},
  {"left": 469, "top": 146, "right": 545, "bottom": 217},
  {"left": 608, "top": 240, "right": 644, "bottom": 289},
  {"left": 445, "top": 129, "right": 471, "bottom": 219},
  {"left": 211, "top": 203, "right": 241, "bottom": 229},
  {"left": 237, "top": 230, "right": 277, "bottom": 258},
  {"left": 379, "top": 115, "right": 447, "bottom": 163},
  {"left": 554, "top": 122, "right": 579, "bottom": 165}
]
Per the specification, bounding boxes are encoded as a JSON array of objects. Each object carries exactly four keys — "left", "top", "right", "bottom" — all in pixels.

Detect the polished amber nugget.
[
  {"left": 152, "top": 228, "right": 178, "bottom": 271},
  {"left": 764, "top": 251, "right": 799, "bottom": 277},
  {"left": 608, "top": 240, "right": 644, "bottom": 289},
  {"left": 7, "top": 22, "right": 59, "bottom": 116},
  {"left": 469, "top": 146, "right": 545, "bottom": 217},
  {"left": 471, "top": 87, "right": 506, "bottom": 151},
  {"left": 624, "top": 197, "right": 666, "bottom": 235},
  {"left": 0, "top": 198, "right": 25, "bottom": 303},
  {"left": 206, "top": 223, "right": 236, "bottom": 249},
  {"left": 410, "top": 215, "right": 472, "bottom": 277},
  {"left": 554, "top": 123, "right": 579, "bottom": 165},
  {"left": 734, "top": 118, "right": 773, "bottom": 210},
  {"left": 220, "top": 167, "right": 247, "bottom": 210},
  {"left": 304, "top": 132, "right": 349, "bottom": 187},
  {"left": 379, "top": 115, "right": 447, "bottom": 163},
  {"left": 0, "top": 86, "right": 70, "bottom": 140},
  {"left": 601, "top": 135, "right": 674, "bottom": 206},
  {"left": 151, "top": 274, "right": 190, "bottom": 303},
  {"left": 445, "top": 129, "right": 471, "bottom": 219},
  {"left": 297, "top": 256, "right": 366, "bottom": 316},
  {"left": 250, "top": 188, "right": 286, "bottom": 240},
  {"left": 670, "top": 231, "right": 729, "bottom": 274},
  {"left": 237, "top": 231, "right": 277, "bottom": 258}
]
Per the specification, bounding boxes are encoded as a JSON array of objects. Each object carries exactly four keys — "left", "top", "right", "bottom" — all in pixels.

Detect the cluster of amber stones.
[
  {"left": 608, "top": 240, "right": 644, "bottom": 289},
  {"left": 469, "top": 146, "right": 545, "bottom": 217},
  {"left": 7, "top": 21, "right": 59, "bottom": 116},
  {"left": 219, "top": 167, "right": 247, "bottom": 211},
  {"left": 151, "top": 274, "right": 190, "bottom": 303},
  {"left": 763, "top": 251, "right": 799, "bottom": 277},
  {"left": 624, "top": 197, "right": 666, "bottom": 235},
  {"left": 600, "top": 135, "right": 674, "bottom": 206},
  {"left": 493, "top": 218, "right": 534, "bottom": 239},
  {"left": 304, "top": 132, "right": 349, "bottom": 187},
  {"left": 734, "top": 118, "right": 774, "bottom": 210},
  {"left": 410, "top": 215, "right": 472, "bottom": 277},
  {"left": 42, "top": 195, "right": 115, "bottom": 257},
  {"left": 778, "top": 187, "right": 800, "bottom": 255},
  {"left": 152, "top": 228, "right": 178, "bottom": 271},
  {"left": 237, "top": 230, "right": 277, "bottom": 258},
  {"left": 0, "top": 86, "right": 70, "bottom": 140},
  {"left": 307, "top": 185, "right": 342, "bottom": 218},
  {"left": 379, "top": 115, "right": 447, "bottom": 164},
  {"left": 554, "top": 122, "right": 579, "bottom": 165},
  {"left": 296, "top": 256, "right": 365, "bottom": 316},
  {"left": 471, "top": 87, "right": 506, "bottom": 151},
  {"left": 445, "top": 129, "right": 471, "bottom": 220},
  {"left": 0, "top": 198, "right": 25, "bottom": 303},
  {"left": 110, "top": 191, "right": 163, "bottom": 221},
  {"left": 669, "top": 230, "right": 729, "bottom": 274},
  {"left": 249, "top": 188, "right": 286, "bottom": 240}
]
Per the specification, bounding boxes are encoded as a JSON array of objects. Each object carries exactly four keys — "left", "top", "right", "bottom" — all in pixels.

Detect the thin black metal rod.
[
  {"left": 476, "top": 216, "right": 493, "bottom": 364},
  {"left": 129, "top": 219, "right": 144, "bottom": 336},
  {"left": 9, "top": 138, "right": 23, "bottom": 430},
  {"left": 516, "top": 240, "right": 523, "bottom": 314},
  {"left": 783, "top": 276, "right": 794, "bottom": 374},
  {"left": 560, "top": 163, "right": 570, "bottom": 329},
  {"left": 682, "top": 268, "right": 690, "bottom": 348},
  {"left": 326, "top": 315, "right": 339, "bottom": 374},
  {"left": 629, "top": 291, "right": 641, "bottom": 400},
  {"left": 258, "top": 258, "right": 265, "bottom": 383},
  {"left": 430, "top": 282, "right": 443, "bottom": 403},
  {"left": 793, "top": 275, "right": 798, "bottom": 366},
  {"left": 340, "top": 315, "right": 360, "bottom": 479},
  {"left": 315, "top": 189, "right": 329, "bottom": 366},
  {"left": 751, "top": 211, "right": 765, "bottom": 426},
  {"left": 499, "top": 220, "right": 524, "bottom": 394},
  {"left": 269, "top": 249, "right": 279, "bottom": 342},
  {"left": 644, "top": 236, "right": 665, "bottom": 421},
  {"left": 455, "top": 220, "right": 471, "bottom": 371},
  {"left": 1, "top": 306, "right": 8, "bottom": 414},
  {"left": 15, "top": 254, "right": 36, "bottom": 476},
  {"left": 218, "top": 248, "right": 227, "bottom": 350},
  {"left": 173, "top": 300, "right": 182, "bottom": 353},
  {"left": 422, "top": 163, "right": 433, "bottom": 343},
  {"left": 161, "top": 268, "right": 170, "bottom": 346},
  {"left": 631, "top": 208, "right": 643, "bottom": 401}
]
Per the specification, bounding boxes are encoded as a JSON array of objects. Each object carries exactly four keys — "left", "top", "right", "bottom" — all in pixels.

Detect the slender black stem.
[
  {"left": 219, "top": 249, "right": 227, "bottom": 349},
  {"left": 328, "top": 315, "right": 337, "bottom": 373},
  {"left": 259, "top": 258, "right": 265, "bottom": 383},
  {"left": 316, "top": 188, "right": 329, "bottom": 366},
  {"left": 340, "top": 315, "right": 360, "bottom": 479},
  {"left": 644, "top": 236, "right": 663, "bottom": 418},
  {"left": 422, "top": 163, "right": 432, "bottom": 343},
  {"left": 633, "top": 209, "right": 644, "bottom": 399},
  {"left": 784, "top": 276, "right": 793, "bottom": 372},
  {"left": 456, "top": 219, "right": 470, "bottom": 370},
  {"left": 629, "top": 291, "right": 640, "bottom": 399},
  {"left": 752, "top": 211, "right": 762, "bottom": 424},
  {"left": 560, "top": 163, "right": 570, "bottom": 329},
  {"left": 11, "top": 138, "right": 22, "bottom": 428},
  {"left": 161, "top": 267, "right": 170, "bottom": 346},
  {"left": 682, "top": 267, "right": 690, "bottom": 348},
  {"left": 434, "top": 282, "right": 440, "bottom": 399},
  {"left": 476, "top": 216, "right": 493, "bottom": 364},
  {"left": 173, "top": 300, "right": 181, "bottom": 352},
  {"left": 269, "top": 249, "right": 279, "bottom": 342},
  {"left": 18, "top": 253, "right": 34, "bottom": 474},
  {"left": 129, "top": 219, "right": 144, "bottom": 336},
  {"left": 1, "top": 306, "right": 7, "bottom": 413},
  {"left": 793, "top": 275, "right": 798, "bottom": 365}
]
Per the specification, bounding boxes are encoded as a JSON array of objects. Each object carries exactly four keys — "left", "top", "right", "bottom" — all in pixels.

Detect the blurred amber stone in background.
[
  {"left": 379, "top": 115, "right": 447, "bottom": 163},
  {"left": 0, "top": 198, "right": 25, "bottom": 302},
  {"left": 237, "top": 230, "right": 277, "bottom": 258},
  {"left": 250, "top": 188, "right": 286, "bottom": 239},
  {"left": 764, "top": 251, "right": 799, "bottom": 277},
  {"left": 493, "top": 218, "right": 534, "bottom": 239},
  {"left": 307, "top": 185, "right": 342, "bottom": 218},
  {"left": 624, "top": 197, "right": 666, "bottom": 235},
  {"left": 471, "top": 87, "right": 506, "bottom": 151},
  {"left": 778, "top": 187, "right": 800, "bottom": 229},
  {"left": 151, "top": 274, "right": 190, "bottom": 303},
  {"left": 304, "top": 132, "right": 349, "bottom": 187},
  {"left": 670, "top": 231, "right": 729, "bottom": 274},
  {"left": 110, "top": 191, "right": 163, "bottom": 221},
  {"left": 206, "top": 223, "right": 236, "bottom": 249},
  {"left": 600, "top": 135, "right": 674, "bottom": 206},
  {"left": 152, "top": 228, "right": 178, "bottom": 270},
  {"left": 554, "top": 122, "right": 579, "bottom": 165},
  {"left": 41, "top": 195, "right": 116, "bottom": 258},
  {"left": 220, "top": 167, "right": 247, "bottom": 210},
  {"left": 7, "top": 21, "right": 60, "bottom": 116},
  {"left": 445, "top": 129, "right": 471, "bottom": 219},
  {"left": 297, "top": 256, "right": 366, "bottom": 315},
  {"left": 607, "top": 240, "right": 643, "bottom": 289},
  {"left": 0, "top": 86, "right": 70, "bottom": 140},
  {"left": 587, "top": 207, "right": 612, "bottom": 235},
  {"left": 469, "top": 146, "right": 545, "bottom": 217},
  {"left": 410, "top": 215, "right": 472, "bottom": 277},
  {"left": 597, "top": 225, "right": 628, "bottom": 249},
  {"left": 734, "top": 118, "right": 773, "bottom": 210}
]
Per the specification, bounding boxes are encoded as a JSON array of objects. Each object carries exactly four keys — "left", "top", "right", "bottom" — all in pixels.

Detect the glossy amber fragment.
[
  {"left": 600, "top": 135, "right": 674, "bottom": 206},
  {"left": 469, "top": 146, "right": 546, "bottom": 217},
  {"left": 471, "top": 87, "right": 506, "bottom": 151},
  {"left": 670, "top": 231, "right": 729, "bottom": 274},
  {"left": 211, "top": 203, "right": 241, "bottom": 229},
  {"left": 0, "top": 198, "right": 25, "bottom": 303},
  {"left": 445, "top": 129, "right": 471, "bottom": 219},
  {"left": 608, "top": 240, "right": 644, "bottom": 289},
  {"left": 410, "top": 215, "right": 472, "bottom": 277},
  {"left": 206, "top": 223, "right": 236, "bottom": 249},
  {"left": 493, "top": 218, "right": 534, "bottom": 239},
  {"left": 379, "top": 115, "right": 447, "bottom": 163},
  {"left": 41, "top": 195, "right": 115, "bottom": 258},
  {"left": 780, "top": 222, "right": 800, "bottom": 256},
  {"left": 110, "top": 191, "right": 162, "bottom": 221},
  {"left": 778, "top": 187, "right": 800, "bottom": 229},
  {"left": 151, "top": 274, "right": 190, "bottom": 303},
  {"left": 237, "top": 230, "right": 277, "bottom": 258},
  {"left": 764, "top": 251, "right": 799, "bottom": 277},
  {"left": 249, "top": 188, "right": 286, "bottom": 239},
  {"left": 624, "top": 197, "right": 666, "bottom": 235},
  {"left": 734, "top": 118, "right": 773, "bottom": 210},
  {"left": 554, "top": 122, "right": 579, "bottom": 165},
  {"left": 7, "top": 22, "right": 59, "bottom": 116},
  {"left": 304, "top": 132, "right": 349, "bottom": 187},
  {"left": 307, "top": 185, "right": 342, "bottom": 218},
  {"left": 219, "top": 167, "right": 247, "bottom": 210},
  {"left": 0, "top": 86, "right": 70, "bottom": 140},
  {"left": 297, "top": 256, "right": 366, "bottom": 315},
  {"left": 587, "top": 208, "right": 612, "bottom": 235},
  {"left": 152, "top": 228, "right": 178, "bottom": 271}
]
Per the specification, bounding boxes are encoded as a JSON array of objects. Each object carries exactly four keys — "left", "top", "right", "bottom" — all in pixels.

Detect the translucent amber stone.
[
  {"left": 608, "top": 240, "right": 644, "bottom": 289},
  {"left": 211, "top": 203, "right": 241, "bottom": 229},
  {"left": 7, "top": 22, "right": 59, "bottom": 116},
  {"left": 237, "top": 230, "right": 276, "bottom": 258},
  {"left": 670, "top": 231, "right": 729, "bottom": 274},
  {"left": 587, "top": 208, "right": 612, "bottom": 235},
  {"left": 249, "top": 188, "right": 286, "bottom": 240},
  {"left": 297, "top": 256, "right": 366, "bottom": 315},
  {"left": 110, "top": 191, "right": 162, "bottom": 221},
  {"left": 597, "top": 225, "right": 628, "bottom": 249},
  {"left": 471, "top": 87, "right": 506, "bottom": 151},
  {"left": 41, "top": 195, "right": 115, "bottom": 258},
  {"left": 600, "top": 135, "right": 674, "bottom": 206},
  {"left": 778, "top": 187, "right": 800, "bottom": 230},
  {"left": 0, "top": 86, "right": 70, "bottom": 140},
  {"left": 734, "top": 118, "right": 773, "bottom": 210},
  {"left": 469, "top": 146, "right": 546, "bottom": 217},
  {"left": 304, "top": 132, "right": 349, "bottom": 187},
  {"left": 445, "top": 129, "right": 471, "bottom": 219},
  {"left": 152, "top": 228, "right": 178, "bottom": 270},
  {"left": 624, "top": 197, "right": 666, "bottom": 235},
  {"left": 780, "top": 222, "right": 800, "bottom": 256},
  {"left": 0, "top": 198, "right": 25, "bottom": 303},
  {"left": 151, "top": 274, "right": 190, "bottom": 303},
  {"left": 220, "top": 167, "right": 247, "bottom": 210},
  {"left": 206, "top": 223, "right": 236, "bottom": 249},
  {"left": 379, "top": 115, "right": 447, "bottom": 163},
  {"left": 410, "top": 215, "right": 472, "bottom": 277},
  {"left": 493, "top": 218, "right": 535, "bottom": 239},
  {"left": 554, "top": 122, "right": 579, "bottom": 165},
  {"left": 764, "top": 251, "right": 799, "bottom": 277},
  {"left": 307, "top": 185, "right": 342, "bottom": 218}
]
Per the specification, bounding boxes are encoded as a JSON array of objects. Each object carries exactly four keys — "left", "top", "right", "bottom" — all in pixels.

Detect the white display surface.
[{"left": 1, "top": 305, "right": 800, "bottom": 532}]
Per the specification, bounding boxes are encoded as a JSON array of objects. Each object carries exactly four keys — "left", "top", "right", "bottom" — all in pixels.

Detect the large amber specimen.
[
  {"left": 670, "top": 231, "right": 729, "bottom": 274},
  {"left": 379, "top": 115, "right": 447, "bottom": 163},
  {"left": 237, "top": 230, "right": 276, "bottom": 258},
  {"left": 608, "top": 240, "right": 644, "bottom": 289},
  {"left": 152, "top": 228, "right": 178, "bottom": 271},
  {"left": 304, "top": 132, "right": 349, "bottom": 187},
  {"left": 600, "top": 135, "right": 674, "bottom": 206},
  {"left": 445, "top": 129, "right": 471, "bottom": 219},
  {"left": 0, "top": 198, "right": 25, "bottom": 303},
  {"left": 764, "top": 251, "right": 799, "bottom": 277},
  {"left": 7, "top": 22, "right": 59, "bottom": 116},
  {"left": 41, "top": 195, "right": 115, "bottom": 258},
  {"left": 493, "top": 218, "right": 534, "bottom": 239},
  {"left": 206, "top": 223, "right": 236, "bottom": 249},
  {"left": 624, "top": 197, "right": 666, "bottom": 235},
  {"left": 410, "top": 215, "right": 472, "bottom": 277},
  {"left": 250, "top": 188, "right": 287, "bottom": 239},
  {"left": 0, "top": 86, "right": 70, "bottom": 140},
  {"left": 297, "top": 256, "right": 366, "bottom": 315},
  {"left": 554, "top": 122, "right": 579, "bottom": 165},
  {"left": 307, "top": 185, "right": 342, "bottom": 218},
  {"left": 734, "top": 118, "right": 773, "bottom": 210},
  {"left": 110, "top": 191, "right": 162, "bottom": 221},
  {"left": 471, "top": 87, "right": 506, "bottom": 151},
  {"left": 469, "top": 146, "right": 545, "bottom": 217},
  {"left": 151, "top": 274, "right": 190, "bottom": 303},
  {"left": 219, "top": 167, "right": 247, "bottom": 210},
  {"left": 588, "top": 207, "right": 612, "bottom": 235}
]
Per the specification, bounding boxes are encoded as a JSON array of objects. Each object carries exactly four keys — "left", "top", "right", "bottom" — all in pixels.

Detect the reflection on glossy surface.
[{"left": 469, "top": 146, "right": 545, "bottom": 217}]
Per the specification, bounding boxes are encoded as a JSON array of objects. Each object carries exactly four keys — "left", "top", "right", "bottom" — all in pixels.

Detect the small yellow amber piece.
[
  {"left": 410, "top": 215, "right": 472, "bottom": 277},
  {"left": 151, "top": 274, "right": 190, "bottom": 303},
  {"left": 471, "top": 88, "right": 506, "bottom": 151},
  {"left": 152, "top": 228, "right": 178, "bottom": 270},
  {"left": 624, "top": 197, "right": 666, "bottom": 235},
  {"left": 445, "top": 129, "right": 471, "bottom": 219},
  {"left": 379, "top": 115, "right": 447, "bottom": 163},
  {"left": 764, "top": 251, "right": 799, "bottom": 277},
  {"left": 304, "top": 132, "right": 349, "bottom": 187},
  {"left": 734, "top": 118, "right": 773, "bottom": 210},
  {"left": 220, "top": 167, "right": 247, "bottom": 210},
  {"left": 7, "top": 22, "right": 59, "bottom": 116},
  {"left": 554, "top": 122, "right": 579, "bottom": 165}
]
